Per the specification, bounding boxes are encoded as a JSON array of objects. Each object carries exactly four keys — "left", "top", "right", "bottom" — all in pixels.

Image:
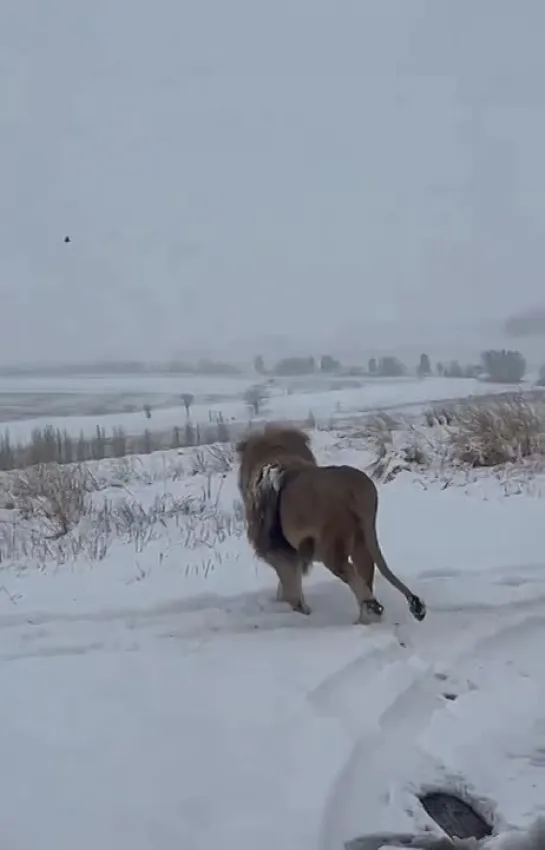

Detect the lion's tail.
[{"left": 360, "top": 511, "right": 427, "bottom": 622}]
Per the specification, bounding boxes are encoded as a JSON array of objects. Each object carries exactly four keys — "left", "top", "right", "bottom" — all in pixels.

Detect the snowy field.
[
  {"left": 0, "top": 372, "right": 254, "bottom": 424},
  {"left": 0, "top": 373, "right": 533, "bottom": 442},
  {"left": 0, "top": 401, "right": 544, "bottom": 849}
]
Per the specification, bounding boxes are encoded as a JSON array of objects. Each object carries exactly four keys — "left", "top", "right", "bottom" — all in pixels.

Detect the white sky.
[{"left": 1, "top": 0, "right": 545, "bottom": 363}]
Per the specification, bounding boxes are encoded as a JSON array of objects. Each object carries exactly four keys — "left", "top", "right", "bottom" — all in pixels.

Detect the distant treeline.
[
  {"left": 0, "top": 359, "right": 243, "bottom": 378},
  {"left": 0, "top": 348, "right": 537, "bottom": 385},
  {"left": 254, "top": 349, "right": 533, "bottom": 384}
]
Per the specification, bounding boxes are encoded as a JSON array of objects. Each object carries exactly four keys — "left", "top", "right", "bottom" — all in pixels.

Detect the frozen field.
[
  {"left": 0, "top": 372, "right": 254, "bottom": 424},
  {"left": 0, "top": 373, "right": 532, "bottom": 442},
  {"left": 0, "top": 425, "right": 544, "bottom": 849}
]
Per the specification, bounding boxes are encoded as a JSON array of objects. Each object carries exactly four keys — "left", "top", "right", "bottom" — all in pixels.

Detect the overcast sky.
[{"left": 1, "top": 0, "right": 545, "bottom": 363}]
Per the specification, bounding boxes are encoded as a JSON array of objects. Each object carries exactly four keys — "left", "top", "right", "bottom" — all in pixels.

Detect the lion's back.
[{"left": 280, "top": 464, "right": 375, "bottom": 533}]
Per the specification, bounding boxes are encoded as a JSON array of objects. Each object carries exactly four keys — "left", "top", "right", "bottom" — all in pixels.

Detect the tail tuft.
[{"left": 409, "top": 594, "right": 426, "bottom": 621}]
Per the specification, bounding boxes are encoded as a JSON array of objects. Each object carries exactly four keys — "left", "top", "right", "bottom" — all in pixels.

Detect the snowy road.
[{"left": 1, "top": 559, "right": 545, "bottom": 849}]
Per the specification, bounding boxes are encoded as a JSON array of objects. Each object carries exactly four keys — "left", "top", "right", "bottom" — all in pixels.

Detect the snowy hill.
[{"left": 1, "top": 387, "right": 545, "bottom": 848}]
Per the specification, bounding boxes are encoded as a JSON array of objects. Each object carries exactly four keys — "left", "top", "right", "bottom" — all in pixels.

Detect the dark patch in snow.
[{"left": 418, "top": 791, "right": 492, "bottom": 840}]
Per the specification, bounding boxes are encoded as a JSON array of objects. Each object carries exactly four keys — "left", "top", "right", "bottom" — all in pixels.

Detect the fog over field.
[{"left": 2, "top": 0, "right": 545, "bottom": 368}]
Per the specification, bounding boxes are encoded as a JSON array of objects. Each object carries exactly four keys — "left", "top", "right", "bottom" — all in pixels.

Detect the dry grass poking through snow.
[
  {"left": 8, "top": 462, "right": 97, "bottom": 539},
  {"left": 359, "top": 412, "right": 430, "bottom": 482},
  {"left": 0, "top": 443, "right": 244, "bottom": 569},
  {"left": 188, "top": 443, "right": 235, "bottom": 476},
  {"left": 1, "top": 393, "right": 543, "bottom": 570},
  {"left": 442, "top": 396, "right": 545, "bottom": 467},
  {"left": 361, "top": 393, "right": 545, "bottom": 483}
]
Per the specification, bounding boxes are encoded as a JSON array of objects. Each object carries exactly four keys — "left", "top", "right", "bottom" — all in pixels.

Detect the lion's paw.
[{"left": 356, "top": 599, "right": 384, "bottom": 625}]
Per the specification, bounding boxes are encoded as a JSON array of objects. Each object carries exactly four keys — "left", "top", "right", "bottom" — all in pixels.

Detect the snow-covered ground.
[
  {"left": 0, "top": 426, "right": 544, "bottom": 849},
  {"left": 2, "top": 374, "right": 529, "bottom": 441}
]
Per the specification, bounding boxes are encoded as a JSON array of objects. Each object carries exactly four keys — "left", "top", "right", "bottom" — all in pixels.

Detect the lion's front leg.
[{"left": 271, "top": 555, "right": 311, "bottom": 615}]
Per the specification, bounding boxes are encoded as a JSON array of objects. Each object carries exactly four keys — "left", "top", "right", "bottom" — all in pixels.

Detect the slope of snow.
[{"left": 0, "top": 432, "right": 544, "bottom": 849}]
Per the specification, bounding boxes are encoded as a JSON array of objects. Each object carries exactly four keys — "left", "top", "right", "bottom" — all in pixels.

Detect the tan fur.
[{"left": 236, "top": 424, "right": 426, "bottom": 624}]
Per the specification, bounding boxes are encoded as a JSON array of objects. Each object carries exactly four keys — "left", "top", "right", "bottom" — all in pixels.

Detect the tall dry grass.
[{"left": 428, "top": 395, "right": 545, "bottom": 468}]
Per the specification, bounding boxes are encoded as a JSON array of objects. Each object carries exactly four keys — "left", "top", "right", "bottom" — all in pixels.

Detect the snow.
[
  {"left": 1, "top": 374, "right": 528, "bottom": 441},
  {"left": 0, "top": 416, "right": 544, "bottom": 850}
]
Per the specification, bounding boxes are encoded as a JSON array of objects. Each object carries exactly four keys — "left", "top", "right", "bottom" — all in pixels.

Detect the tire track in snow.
[
  {"left": 308, "top": 630, "right": 406, "bottom": 729},
  {"left": 315, "top": 602, "right": 545, "bottom": 850}
]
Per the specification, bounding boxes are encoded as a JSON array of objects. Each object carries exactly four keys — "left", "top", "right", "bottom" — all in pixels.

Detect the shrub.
[
  {"left": 10, "top": 462, "right": 96, "bottom": 538},
  {"left": 358, "top": 414, "right": 397, "bottom": 480},
  {"left": 447, "top": 396, "right": 545, "bottom": 467},
  {"left": 189, "top": 444, "right": 234, "bottom": 476},
  {"left": 424, "top": 404, "right": 456, "bottom": 427},
  {"left": 358, "top": 413, "right": 429, "bottom": 482}
]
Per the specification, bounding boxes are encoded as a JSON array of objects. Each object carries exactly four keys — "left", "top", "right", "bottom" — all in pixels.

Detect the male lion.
[{"left": 236, "top": 424, "right": 426, "bottom": 625}]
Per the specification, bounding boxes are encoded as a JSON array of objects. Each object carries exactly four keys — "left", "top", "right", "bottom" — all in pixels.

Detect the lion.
[{"left": 236, "top": 423, "right": 426, "bottom": 625}]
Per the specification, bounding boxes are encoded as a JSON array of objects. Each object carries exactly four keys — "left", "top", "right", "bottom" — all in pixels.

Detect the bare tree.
[
  {"left": 182, "top": 393, "right": 194, "bottom": 416},
  {"left": 244, "top": 384, "right": 268, "bottom": 416}
]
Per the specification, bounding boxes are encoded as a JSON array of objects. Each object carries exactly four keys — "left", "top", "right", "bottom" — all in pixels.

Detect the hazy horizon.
[{"left": 2, "top": 0, "right": 545, "bottom": 364}]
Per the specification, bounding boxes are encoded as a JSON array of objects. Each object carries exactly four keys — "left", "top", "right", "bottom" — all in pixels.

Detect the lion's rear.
[{"left": 278, "top": 465, "right": 372, "bottom": 555}]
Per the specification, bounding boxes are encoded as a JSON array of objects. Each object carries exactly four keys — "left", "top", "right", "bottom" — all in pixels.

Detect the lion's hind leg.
[
  {"left": 351, "top": 539, "right": 383, "bottom": 623},
  {"left": 270, "top": 553, "right": 311, "bottom": 615},
  {"left": 352, "top": 535, "right": 376, "bottom": 593},
  {"left": 348, "top": 561, "right": 384, "bottom": 624},
  {"left": 322, "top": 538, "right": 383, "bottom": 625}
]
